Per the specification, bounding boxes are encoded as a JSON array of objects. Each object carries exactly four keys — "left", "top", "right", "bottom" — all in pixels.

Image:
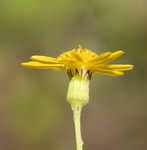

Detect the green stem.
[{"left": 72, "top": 104, "right": 83, "bottom": 150}]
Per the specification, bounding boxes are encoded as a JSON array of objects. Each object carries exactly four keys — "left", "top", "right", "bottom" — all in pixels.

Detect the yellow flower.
[
  {"left": 21, "top": 45, "right": 134, "bottom": 78},
  {"left": 21, "top": 45, "right": 134, "bottom": 105},
  {"left": 21, "top": 45, "right": 134, "bottom": 150}
]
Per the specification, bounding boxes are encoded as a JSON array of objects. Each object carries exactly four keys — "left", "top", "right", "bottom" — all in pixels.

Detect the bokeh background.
[{"left": 0, "top": 0, "right": 146, "bottom": 150}]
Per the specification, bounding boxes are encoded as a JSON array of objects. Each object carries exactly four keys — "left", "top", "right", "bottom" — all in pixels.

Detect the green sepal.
[{"left": 67, "top": 76, "right": 89, "bottom": 105}]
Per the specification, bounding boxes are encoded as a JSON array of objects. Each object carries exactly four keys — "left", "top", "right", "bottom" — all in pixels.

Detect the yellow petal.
[
  {"left": 91, "top": 52, "right": 112, "bottom": 63},
  {"left": 21, "top": 61, "right": 64, "bottom": 70},
  {"left": 85, "top": 48, "right": 98, "bottom": 58},
  {"left": 71, "top": 51, "right": 83, "bottom": 62},
  {"left": 30, "top": 56, "right": 58, "bottom": 63},
  {"left": 94, "top": 68, "right": 124, "bottom": 76},
  {"left": 98, "top": 64, "right": 134, "bottom": 71},
  {"left": 97, "top": 50, "right": 125, "bottom": 64}
]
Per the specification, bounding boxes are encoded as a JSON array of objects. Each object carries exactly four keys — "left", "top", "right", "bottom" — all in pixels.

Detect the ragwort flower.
[
  {"left": 21, "top": 45, "right": 134, "bottom": 150},
  {"left": 21, "top": 45, "right": 133, "bottom": 77},
  {"left": 21, "top": 45, "right": 133, "bottom": 105}
]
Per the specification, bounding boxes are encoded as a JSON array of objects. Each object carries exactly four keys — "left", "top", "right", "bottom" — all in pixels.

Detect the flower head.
[
  {"left": 21, "top": 45, "right": 134, "bottom": 150},
  {"left": 21, "top": 45, "right": 133, "bottom": 79}
]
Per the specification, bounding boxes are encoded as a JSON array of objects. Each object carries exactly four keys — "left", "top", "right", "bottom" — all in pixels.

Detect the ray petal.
[
  {"left": 91, "top": 52, "right": 112, "bottom": 63},
  {"left": 85, "top": 48, "right": 98, "bottom": 57},
  {"left": 98, "top": 64, "right": 134, "bottom": 71},
  {"left": 21, "top": 61, "right": 64, "bottom": 70},
  {"left": 93, "top": 68, "right": 124, "bottom": 76},
  {"left": 71, "top": 51, "right": 83, "bottom": 61},
  {"left": 97, "top": 50, "right": 125, "bottom": 64},
  {"left": 30, "top": 56, "right": 58, "bottom": 63}
]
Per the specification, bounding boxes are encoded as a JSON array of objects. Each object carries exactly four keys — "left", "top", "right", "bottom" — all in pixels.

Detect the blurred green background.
[{"left": 0, "top": 0, "right": 146, "bottom": 150}]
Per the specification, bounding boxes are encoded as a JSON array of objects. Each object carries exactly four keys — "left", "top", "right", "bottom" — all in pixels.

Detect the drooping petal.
[
  {"left": 30, "top": 56, "right": 58, "bottom": 63},
  {"left": 21, "top": 61, "right": 64, "bottom": 70}
]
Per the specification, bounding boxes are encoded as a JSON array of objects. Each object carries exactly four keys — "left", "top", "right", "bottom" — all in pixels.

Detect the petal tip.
[
  {"left": 129, "top": 64, "right": 134, "bottom": 70},
  {"left": 115, "top": 71, "right": 124, "bottom": 76},
  {"left": 117, "top": 50, "right": 125, "bottom": 54},
  {"left": 20, "top": 62, "right": 32, "bottom": 67},
  {"left": 20, "top": 62, "right": 26, "bottom": 66},
  {"left": 30, "top": 55, "right": 39, "bottom": 60}
]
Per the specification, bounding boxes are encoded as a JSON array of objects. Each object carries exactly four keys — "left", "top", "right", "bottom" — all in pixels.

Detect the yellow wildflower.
[
  {"left": 21, "top": 45, "right": 134, "bottom": 150},
  {"left": 21, "top": 45, "right": 133, "bottom": 78}
]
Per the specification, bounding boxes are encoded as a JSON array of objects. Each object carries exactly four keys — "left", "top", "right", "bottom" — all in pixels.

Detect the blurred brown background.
[{"left": 0, "top": 0, "right": 146, "bottom": 150}]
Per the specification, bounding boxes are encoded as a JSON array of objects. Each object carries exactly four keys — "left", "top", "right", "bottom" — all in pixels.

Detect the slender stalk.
[{"left": 72, "top": 104, "right": 83, "bottom": 150}]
